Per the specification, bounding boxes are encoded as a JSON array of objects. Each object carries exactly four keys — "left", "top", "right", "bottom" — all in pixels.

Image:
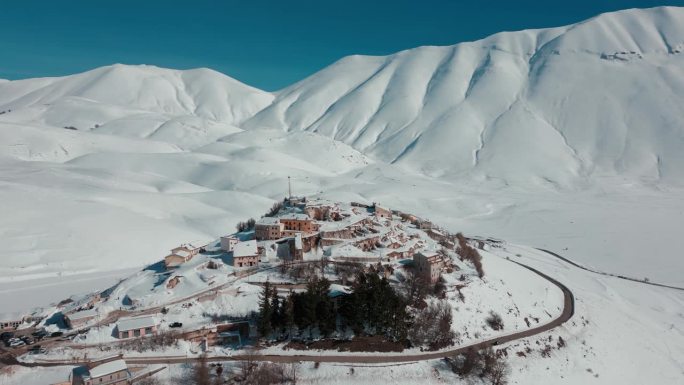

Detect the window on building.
[
  {"left": 134, "top": 329, "right": 141, "bottom": 337},
  {"left": 145, "top": 327, "right": 153, "bottom": 334}
]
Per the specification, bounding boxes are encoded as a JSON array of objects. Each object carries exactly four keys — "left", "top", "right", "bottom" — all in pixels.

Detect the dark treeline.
[
  {"left": 257, "top": 271, "right": 410, "bottom": 342},
  {"left": 236, "top": 218, "right": 256, "bottom": 232}
]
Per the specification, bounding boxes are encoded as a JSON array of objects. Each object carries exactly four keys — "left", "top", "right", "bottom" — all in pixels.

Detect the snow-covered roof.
[
  {"left": 326, "top": 244, "right": 371, "bottom": 258},
  {"left": 279, "top": 213, "right": 310, "bottom": 221},
  {"left": 68, "top": 308, "right": 98, "bottom": 320},
  {"left": 276, "top": 233, "right": 303, "bottom": 248},
  {"left": 116, "top": 316, "right": 157, "bottom": 332},
  {"left": 234, "top": 240, "right": 257, "bottom": 258},
  {"left": 0, "top": 312, "right": 27, "bottom": 322},
  {"left": 174, "top": 241, "right": 205, "bottom": 251},
  {"left": 87, "top": 359, "right": 128, "bottom": 379},
  {"left": 415, "top": 251, "right": 442, "bottom": 263},
  {"left": 318, "top": 214, "right": 368, "bottom": 231},
  {"left": 172, "top": 249, "right": 191, "bottom": 258},
  {"left": 329, "top": 283, "right": 351, "bottom": 298},
  {"left": 256, "top": 216, "right": 280, "bottom": 226}
]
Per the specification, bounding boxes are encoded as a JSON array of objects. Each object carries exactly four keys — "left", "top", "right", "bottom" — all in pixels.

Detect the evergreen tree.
[
  {"left": 257, "top": 282, "right": 273, "bottom": 337},
  {"left": 340, "top": 292, "right": 364, "bottom": 335},
  {"left": 301, "top": 291, "right": 318, "bottom": 337},
  {"left": 283, "top": 291, "right": 296, "bottom": 337},
  {"left": 311, "top": 277, "right": 334, "bottom": 337},
  {"left": 270, "top": 291, "right": 282, "bottom": 335}
]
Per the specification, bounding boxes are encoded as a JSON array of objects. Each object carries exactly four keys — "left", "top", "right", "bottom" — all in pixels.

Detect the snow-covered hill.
[
  {"left": 1, "top": 7, "right": 684, "bottom": 385},
  {"left": 0, "top": 65, "right": 273, "bottom": 150},
  {"left": 245, "top": 6, "right": 684, "bottom": 187},
  {"left": 0, "top": 6, "right": 683, "bottom": 305}
]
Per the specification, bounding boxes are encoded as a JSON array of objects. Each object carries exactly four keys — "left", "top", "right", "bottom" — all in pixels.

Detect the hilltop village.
[{"left": 1, "top": 196, "right": 566, "bottom": 384}]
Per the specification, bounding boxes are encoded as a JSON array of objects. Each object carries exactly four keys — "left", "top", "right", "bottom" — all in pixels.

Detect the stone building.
[
  {"left": 276, "top": 233, "right": 303, "bottom": 262},
  {"left": 255, "top": 217, "right": 284, "bottom": 241},
  {"left": 71, "top": 355, "right": 130, "bottom": 385},
  {"left": 233, "top": 240, "right": 259, "bottom": 268},
  {"left": 413, "top": 251, "right": 444, "bottom": 284},
  {"left": 164, "top": 242, "right": 203, "bottom": 269},
  {"left": 116, "top": 316, "right": 158, "bottom": 339}
]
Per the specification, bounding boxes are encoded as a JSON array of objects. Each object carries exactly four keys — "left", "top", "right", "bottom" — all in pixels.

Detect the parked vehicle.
[
  {"left": 28, "top": 345, "right": 46, "bottom": 354},
  {"left": 32, "top": 329, "right": 47, "bottom": 338},
  {"left": 50, "top": 331, "right": 63, "bottom": 338},
  {"left": 20, "top": 335, "right": 34, "bottom": 345},
  {"left": 9, "top": 338, "right": 25, "bottom": 347},
  {"left": 169, "top": 322, "right": 183, "bottom": 328},
  {"left": 0, "top": 332, "right": 14, "bottom": 342}
]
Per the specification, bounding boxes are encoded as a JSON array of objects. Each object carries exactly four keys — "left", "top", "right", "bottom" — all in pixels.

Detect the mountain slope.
[
  {"left": 0, "top": 65, "right": 274, "bottom": 149},
  {"left": 244, "top": 6, "right": 684, "bottom": 187},
  {"left": 0, "top": 64, "right": 273, "bottom": 123}
]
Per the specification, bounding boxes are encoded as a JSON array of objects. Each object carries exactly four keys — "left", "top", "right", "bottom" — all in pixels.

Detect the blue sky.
[{"left": 1, "top": 0, "right": 682, "bottom": 90}]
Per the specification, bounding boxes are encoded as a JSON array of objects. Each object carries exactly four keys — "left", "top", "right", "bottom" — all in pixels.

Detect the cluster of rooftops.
[{"left": 157, "top": 198, "right": 446, "bottom": 277}]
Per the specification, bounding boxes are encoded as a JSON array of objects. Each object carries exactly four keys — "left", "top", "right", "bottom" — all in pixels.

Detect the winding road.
[
  {"left": 7, "top": 254, "right": 575, "bottom": 367},
  {"left": 537, "top": 248, "right": 684, "bottom": 292}
]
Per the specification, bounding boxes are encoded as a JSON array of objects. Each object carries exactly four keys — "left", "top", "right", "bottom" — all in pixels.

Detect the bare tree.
[
  {"left": 265, "top": 202, "right": 284, "bottom": 217},
  {"left": 408, "top": 300, "right": 456, "bottom": 350},
  {"left": 193, "top": 354, "right": 211, "bottom": 385},
  {"left": 447, "top": 346, "right": 510, "bottom": 384},
  {"left": 401, "top": 268, "right": 431, "bottom": 306},
  {"left": 486, "top": 311, "right": 504, "bottom": 331}
]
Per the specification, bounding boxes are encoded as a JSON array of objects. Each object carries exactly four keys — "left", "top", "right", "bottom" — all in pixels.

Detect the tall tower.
[{"left": 288, "top": 176, "right": 292, "bottom": 200}]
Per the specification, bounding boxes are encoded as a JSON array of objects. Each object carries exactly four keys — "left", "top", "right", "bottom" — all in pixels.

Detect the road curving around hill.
[
  {"left": 7, "top": 253, "right": 575, "bottom": 367},
  {"left": 537, "top": 248, "right": 684, "bottom": 292}
]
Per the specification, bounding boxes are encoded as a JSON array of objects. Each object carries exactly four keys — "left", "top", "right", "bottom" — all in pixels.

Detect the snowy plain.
[{"left": 0, "top": 5, "right": 683, "bottom": 385}]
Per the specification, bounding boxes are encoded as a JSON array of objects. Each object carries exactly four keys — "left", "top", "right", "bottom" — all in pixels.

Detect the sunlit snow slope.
[
  {"left": 1, "top": 6, "right": 684, "bottom": 289},
  {"left": 245, "top": 6, "right": 684, "bottom": 187}
]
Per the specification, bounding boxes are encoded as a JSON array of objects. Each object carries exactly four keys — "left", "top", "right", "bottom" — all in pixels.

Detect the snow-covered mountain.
[
  {"left": 2, "top": 7, "right": 684, "bottom": 385},
  {"left": 245, "top": 6, "right": 684, "bottom": 186},
  {"left": 0, "top": 64, "right": 272, "bottom": 123},
  {"left": 0, "top": 65, "right": 273, "bottom": 150},
  {"left": 1, "top": 6, "right": 684, "bottom": 291},
  {"left": 3, "top": 8, "right": 684, "bottom": 188}
]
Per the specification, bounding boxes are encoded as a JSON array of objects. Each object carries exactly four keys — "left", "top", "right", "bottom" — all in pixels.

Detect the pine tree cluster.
[{"left": 257, "top": 271, "right": 411, "bottom": 342}]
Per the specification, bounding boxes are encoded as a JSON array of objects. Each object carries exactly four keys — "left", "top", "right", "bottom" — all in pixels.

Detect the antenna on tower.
[{"left": 288, "top": 176, "right": 292, "bottom": 200}]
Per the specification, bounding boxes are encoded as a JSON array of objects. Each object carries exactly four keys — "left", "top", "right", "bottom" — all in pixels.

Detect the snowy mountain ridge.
[
  {"left": 1, "top": 6, "right": 684, "bottom": 288},
  {"left": 245, "top": 6, "right": 684, "bottom": 186},
  {"left": 1, "top": 7, "right": 684, "bottom": 187}
]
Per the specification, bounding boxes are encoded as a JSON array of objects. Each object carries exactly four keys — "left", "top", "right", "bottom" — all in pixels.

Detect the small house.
[
  {"left": 233, "top": 240, "right": 259, "bottom": 268},
  {"left": 385, "top": 250, "right": 406, "bottom": 261},
  {"left": 427, "top": 228, "right": 446, "bottom": 242},
  {"left": 373, "top": 204, "right": 392, "bottom": 219},
  {"left": 65, "top": 309, "right": 98, "bottom": 329},
  {"left": 164, "top": 242, "right": 203, "bottom": 269},
  {"left": 220, "top": 235, "right": 239, "bottom": 252},
  {"left": 116, "top": 316, "right": 158, "bottom": 339},
  {"left": 275, "top": 233, "right": 303, "bottom": 262},
  {"left": 71, "top": 355, "right": 130, "bottom": 385},
  {"left": 417, "top": 220, "right": 433, "bottom": 230}
]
